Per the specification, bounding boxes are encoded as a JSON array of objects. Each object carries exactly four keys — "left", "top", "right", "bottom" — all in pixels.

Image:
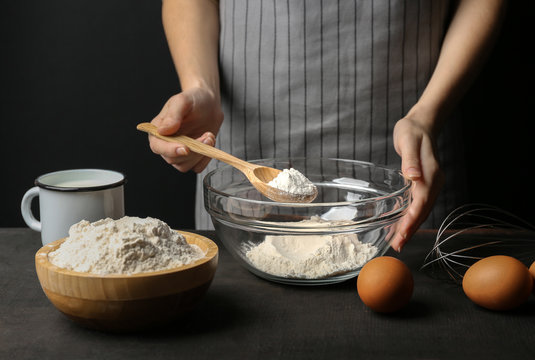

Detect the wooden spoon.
[{"left": 136, "top": 122, "right": 317, "bottom": 203}]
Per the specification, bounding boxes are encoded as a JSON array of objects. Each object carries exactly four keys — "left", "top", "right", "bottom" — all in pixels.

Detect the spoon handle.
[{"left": 136, "top": 123, "right": 255, "bottom": 171}]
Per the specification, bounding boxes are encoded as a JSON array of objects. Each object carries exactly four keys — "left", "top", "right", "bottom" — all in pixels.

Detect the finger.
[
  {"left": 391, "top": 195, "right": 426, "bottom": 252},
  {"left": 197, "top": 131, "right": 216, "bottom": 145},
  {"left": 168, "top": 143, "right": 207, "bottom": 172},
  {"left": 392, "top": 168, "right": 442, "bottom": 252},
  {"left": 173, "top": 151, "right": 208, "bottom": 171},
  {"left": 175, "top": 132, "right": 214, "bottom": 158},
  {"left": 157, "top": 130, "right": 217, "bottom": 172},
  {"left": 192, "top": 134, "right": 216, "bottom": 173},
  {"left": 159, "top": 93, "right": 194, "bottom": 135},
  {"left": 163, "top": 150, "right": 199, "bottom": 170},
  {"left": 398, "top": 135, "right": 423, "bottom": 181},
  {"left": 389, "top": 231, "right": 406, "bottom": 254},
  {"left": 149, "top": 136, "right": 187, "bottom": 158}
]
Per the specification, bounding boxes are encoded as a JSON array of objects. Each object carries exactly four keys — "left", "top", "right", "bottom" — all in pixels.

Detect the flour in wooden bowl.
[{"left": 48, "top": 216, "right": 205, "bottom": 275}]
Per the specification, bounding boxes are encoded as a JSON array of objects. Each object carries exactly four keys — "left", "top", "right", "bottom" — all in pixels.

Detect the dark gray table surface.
[{"left": 1, "top": 228, "right": 534, "bottom": 359}]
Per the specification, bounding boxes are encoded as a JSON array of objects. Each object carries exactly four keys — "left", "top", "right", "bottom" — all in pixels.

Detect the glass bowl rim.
[{"left": 203, "top": 157, "right": 412, "bottom": 208}]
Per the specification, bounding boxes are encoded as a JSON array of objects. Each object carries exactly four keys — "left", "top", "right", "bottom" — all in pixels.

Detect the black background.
[{"left": 1, "top": 1, "right": 533, "bottom": 229}]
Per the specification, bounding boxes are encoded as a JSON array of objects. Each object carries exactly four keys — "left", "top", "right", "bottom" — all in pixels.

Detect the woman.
[{"left": 147, "top": 0, "right": 505, "bottom": 251}]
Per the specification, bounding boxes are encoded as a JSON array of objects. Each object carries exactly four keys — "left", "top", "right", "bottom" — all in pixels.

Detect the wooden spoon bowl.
[{"left": 35, "top": 231, "right": 218, "bottom": 332}]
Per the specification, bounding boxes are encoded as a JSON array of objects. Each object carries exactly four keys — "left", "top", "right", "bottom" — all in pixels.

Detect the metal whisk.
[{"left": 421, "top": 204, "right": 535, "bottom": 284}]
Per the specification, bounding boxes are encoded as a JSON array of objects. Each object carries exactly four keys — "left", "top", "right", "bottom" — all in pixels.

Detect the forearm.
[
  {"left": 407, "top": 0, "right": 506, "bottom": 135},
  {"left": 162, "top": 0, "right": 220, "bottom": 100}
]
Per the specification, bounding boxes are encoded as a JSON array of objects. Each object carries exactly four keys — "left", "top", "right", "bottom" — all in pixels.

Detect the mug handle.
[{"left": 21, "top": 187, "right": 41, "bottom": 232}]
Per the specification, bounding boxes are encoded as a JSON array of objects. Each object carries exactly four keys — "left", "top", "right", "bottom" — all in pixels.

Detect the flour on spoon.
[{"left": 268, "top": 168, "right": 316, "bottom": 196}]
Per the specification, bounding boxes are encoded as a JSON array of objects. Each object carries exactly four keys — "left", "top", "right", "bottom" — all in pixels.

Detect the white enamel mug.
[{"left": 21, "top": 169, "right": 125, "bottom": 245}]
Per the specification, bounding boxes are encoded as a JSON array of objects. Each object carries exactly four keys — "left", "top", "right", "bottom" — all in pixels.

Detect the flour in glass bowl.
[
  {"left": 245, "top": 217, "right": 378, "bottom": 279},
  {"left": 48, "top": 216, "right": 205, "bottom": 275}
]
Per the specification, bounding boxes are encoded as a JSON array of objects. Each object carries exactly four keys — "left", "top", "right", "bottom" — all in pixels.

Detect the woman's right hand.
[{"left": 148, "top": 86, "right": 223, "bottom": 173}]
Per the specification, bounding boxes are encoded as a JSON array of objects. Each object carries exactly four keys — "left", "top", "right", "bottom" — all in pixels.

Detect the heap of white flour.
[
  {"left": 268, "top": 168, "right": 316, "bottom": 196},
  {"left": 48, "top": 217, "right": 205, "bottom": 275},
  {"left": 245, "top": 217, "right": 377, "bottom": 279}
]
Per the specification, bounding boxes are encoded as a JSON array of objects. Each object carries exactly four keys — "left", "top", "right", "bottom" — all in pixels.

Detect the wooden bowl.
[{"left": 35, "top": 231, "right": 218, "bottom": 332}]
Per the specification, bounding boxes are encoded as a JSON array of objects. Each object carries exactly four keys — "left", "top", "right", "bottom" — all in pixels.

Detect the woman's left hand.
[{"left": 391, "top": 116, "right": 444, "bottom": 252}]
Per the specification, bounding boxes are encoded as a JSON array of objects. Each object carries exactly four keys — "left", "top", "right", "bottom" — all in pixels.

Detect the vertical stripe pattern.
[{"left": 196, "top": 0, "right": 466, "bottom": 230}]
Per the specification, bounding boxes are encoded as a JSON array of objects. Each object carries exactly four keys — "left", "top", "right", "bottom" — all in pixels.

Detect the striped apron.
[{"left": 195, "top": 0, "right": 467, "bottom": 230}]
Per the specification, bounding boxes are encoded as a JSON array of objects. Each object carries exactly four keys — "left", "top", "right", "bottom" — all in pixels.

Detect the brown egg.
[
  {"left": 357, "top": 256, "right": 413, "bottom": 313},
  {"left": 530, "top": 261, "right": 535, "bottom": 294},
  {"left": 462, "top": 255, "right": 532, "bottom": 311}
]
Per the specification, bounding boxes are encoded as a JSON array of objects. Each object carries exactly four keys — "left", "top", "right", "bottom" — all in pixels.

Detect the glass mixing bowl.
[{"left": 204, "top": 158, "right": 411, "bottom": 285}]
